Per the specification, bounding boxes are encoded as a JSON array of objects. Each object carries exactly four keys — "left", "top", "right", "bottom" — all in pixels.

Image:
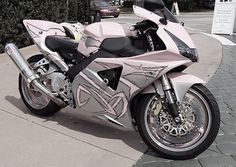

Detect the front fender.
[
  {"left": 168, "top": 73, "right": 205, "bottom": 103},
  {"left": 141, "top": 73, "right": 205, "bottom": 103}
]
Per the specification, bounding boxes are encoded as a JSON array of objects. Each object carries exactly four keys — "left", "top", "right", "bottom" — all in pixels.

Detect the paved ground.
[{"left": 0, "top": 13, "right": 235, "bottom": 167}]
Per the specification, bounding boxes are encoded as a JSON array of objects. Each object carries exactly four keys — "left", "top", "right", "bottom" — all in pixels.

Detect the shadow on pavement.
[
  {"left": 4, "top": 95, "right": 147, "bottom": 153},
  {"left": 5, "top": 95, "right": 29, "bottom": 114}
]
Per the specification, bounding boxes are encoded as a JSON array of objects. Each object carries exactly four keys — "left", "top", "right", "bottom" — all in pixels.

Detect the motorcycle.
[{"left": 5, "top": 0, "right": 220, "bottom": 160}]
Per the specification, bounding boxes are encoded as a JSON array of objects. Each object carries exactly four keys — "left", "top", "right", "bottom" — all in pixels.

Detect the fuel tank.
[{"left": 84, "top": 22, "right": 126, "bottom": 40}]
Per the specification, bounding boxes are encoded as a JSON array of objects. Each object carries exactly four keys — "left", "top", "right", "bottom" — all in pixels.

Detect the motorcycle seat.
[
  {"left": 100, "top": 37, "right": 145, "bottom": 57},
  {"left": 45, "top": 35, "right": 79, "bottom": 53}
]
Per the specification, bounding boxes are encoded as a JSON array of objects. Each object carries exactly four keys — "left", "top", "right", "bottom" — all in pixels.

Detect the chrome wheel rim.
[
  {"left": 21, "top": 62, "right": 50, "bottom": 110},
  {"left": 144, "top": 89, "right": 212, "bottom": 152}
]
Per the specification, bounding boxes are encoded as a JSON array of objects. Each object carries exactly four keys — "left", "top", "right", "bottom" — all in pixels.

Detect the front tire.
[
  {"left": 136, "top": 84, "right": 220, "bottom": 160},
  {"left": 19, "top": 54, "right": 61, "bottom": 116}
]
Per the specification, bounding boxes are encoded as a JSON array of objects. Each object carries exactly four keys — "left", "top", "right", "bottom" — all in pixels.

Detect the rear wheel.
[
  {"left": 19, "top": 54, "right": 61, "bottom": 116},
  {"left": 136, "top": 84, "right": 220, "bottom": 160}
]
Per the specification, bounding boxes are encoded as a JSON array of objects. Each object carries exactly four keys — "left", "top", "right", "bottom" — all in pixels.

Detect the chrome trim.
[
  {"left": 5, "top": 43, "right": 39, "bottom": 83},
  {"left": 5, "top": 43, "right": 65, "bottom": 107},
  {"left": 104, "top": 114, "right": 126, "bottom": 127},
  {"left": 161, "top": 74, "right": 171, "bottom": 91}
]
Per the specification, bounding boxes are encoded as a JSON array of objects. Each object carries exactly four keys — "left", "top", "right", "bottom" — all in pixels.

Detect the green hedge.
[
  {"left": 0, "top": 0, "right": 90, "bottom": 53},
  {"left": 123, "top": 0, "right": 135, "bottom": 8},
  {"left": 123, "top": 0, "right": 198, "bottom": 11},
  {"left": 163, "top": 0, "right": 197, "bottom": 11}
]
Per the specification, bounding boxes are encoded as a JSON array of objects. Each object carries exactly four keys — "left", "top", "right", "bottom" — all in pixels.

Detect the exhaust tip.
[{"left": 5, "top": 43, "right": 14, "bottom": 55}]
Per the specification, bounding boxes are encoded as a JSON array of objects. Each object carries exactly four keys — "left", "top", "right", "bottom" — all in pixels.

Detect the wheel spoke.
[{"left": 144, "top": 88, "right": 212, "bottom": 152}]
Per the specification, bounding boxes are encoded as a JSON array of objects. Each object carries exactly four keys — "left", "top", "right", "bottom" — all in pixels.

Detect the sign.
[{"left": 212, "top": 0, "right": 236, "bottom": 35}]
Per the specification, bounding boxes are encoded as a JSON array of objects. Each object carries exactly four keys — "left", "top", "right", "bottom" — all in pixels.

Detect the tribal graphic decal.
[
  {"left": 124, "top": 63, "right": 167, "bottom": 79},
  {"left": 77, "top": 84, "right": 128, "bottom": 118},
  {"left": 95, "top": 61, "right": 141, "bottom": 98},
  {"left": 77, "top": 72, "right": 128, "bottom": 118},
  {"left": 73, "top": 61, "right": 168, "bottom": 125}
]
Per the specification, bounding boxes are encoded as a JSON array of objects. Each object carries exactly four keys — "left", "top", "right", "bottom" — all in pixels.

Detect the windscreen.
[{"left": 135, "top": 0, "right": 179, "bottom": 23}]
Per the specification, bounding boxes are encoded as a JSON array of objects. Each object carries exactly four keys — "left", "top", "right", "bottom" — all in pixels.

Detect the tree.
[{"left": 0, "top": 0, "right": 90, "bottom": 53}]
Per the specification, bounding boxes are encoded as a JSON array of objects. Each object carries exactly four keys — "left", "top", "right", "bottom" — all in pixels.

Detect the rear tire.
[
  {"left": 136, "top": 84, "right": 220, "bottom": 160},
  {"left": 19, "top": 54, "right": 61, "bottom": 116}
]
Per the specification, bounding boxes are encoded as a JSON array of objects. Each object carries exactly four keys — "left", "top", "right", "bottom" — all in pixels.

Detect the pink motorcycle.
[{"left": 5, "top": 0, "right": 220, "bottom": 160}]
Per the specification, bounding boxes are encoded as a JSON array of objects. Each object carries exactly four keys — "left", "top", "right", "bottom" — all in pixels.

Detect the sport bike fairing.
[
  {"left": 71, "top": 6, "right": 196, "bottom": 129},
  {"left": 23, "top": 6, "right": 197, "bottom": 129},
  {"left": 72, "top": 51, "right": 192, "bottom": 129},
  {"left": 133, "top": 5, "right": 196, "bottom": 53},
  {"left": 23, "top": 20, "right": 66, "bottom": 47}
]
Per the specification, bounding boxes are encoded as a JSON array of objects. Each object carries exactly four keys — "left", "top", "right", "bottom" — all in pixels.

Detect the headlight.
[
  {"left": 101, "top": 9, "right": 109, "bottom": 12},
  {"left": 165, "top": 30, "right": 199, "bottom": 62},
  {"left": 116, "top": 8, "right": 120, "bottom": 11}
]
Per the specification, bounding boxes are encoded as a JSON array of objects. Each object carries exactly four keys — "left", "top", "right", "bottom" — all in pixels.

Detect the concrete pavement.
[{"left": 0, "top": 13, "right": 234, "bottom": 167}]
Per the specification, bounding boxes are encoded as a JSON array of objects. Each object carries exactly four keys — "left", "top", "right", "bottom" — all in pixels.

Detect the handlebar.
[
  {"left": 129, "top": 21, "right": 158, "bottom": 32},
  {"left": 133, "top": 22, "right": 148, "bottom": 30},
  {"left": 129, "top": 21, "right": 159, "bottom": 52}
]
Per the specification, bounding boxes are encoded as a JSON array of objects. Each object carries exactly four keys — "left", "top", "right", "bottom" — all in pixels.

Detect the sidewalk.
[{"left": 0, "top": 32, "right": 223, "bottom": 167}]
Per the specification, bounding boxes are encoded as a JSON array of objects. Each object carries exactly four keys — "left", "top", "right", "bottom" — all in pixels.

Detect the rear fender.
[{"left": 141, "top": 73, "right": 205, "bottom": 103}]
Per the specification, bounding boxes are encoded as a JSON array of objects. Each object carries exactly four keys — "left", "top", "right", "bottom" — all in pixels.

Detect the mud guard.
[{"left": 141, "top": 73, "right": 205, "bottom": 104}]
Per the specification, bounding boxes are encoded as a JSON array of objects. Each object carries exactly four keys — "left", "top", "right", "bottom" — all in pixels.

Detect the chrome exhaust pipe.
[{"left": 5, "top": 43, "right": 65, "bottom": 107}]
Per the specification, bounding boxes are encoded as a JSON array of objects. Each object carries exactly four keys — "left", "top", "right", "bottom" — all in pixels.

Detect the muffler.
[{"left": 5, "top": 43, "right": 65, "bottom": 107}]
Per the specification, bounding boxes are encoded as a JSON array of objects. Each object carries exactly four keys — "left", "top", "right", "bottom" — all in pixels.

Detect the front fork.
[{"left": 161, "top": 74, "right": 181, "bottom": 123}]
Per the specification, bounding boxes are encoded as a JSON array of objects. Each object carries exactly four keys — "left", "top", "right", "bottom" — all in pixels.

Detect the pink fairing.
[
  {"left": 133, "top": 5, "right": 196, "bottom": 49},
  {"left": 85, "top": 22, "right": 126, "bottom": 39},
  {"left": 168, "top": 73, "right": 205, "bottom": 103},
  {"left": 23, "top": 20, "right": 65, "bottom": 46}
]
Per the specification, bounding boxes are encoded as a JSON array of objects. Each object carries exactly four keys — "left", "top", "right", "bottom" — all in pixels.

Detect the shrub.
[
  {"left": 123, "top": 0, "right": 135, "bottom": 8},
  {"left": 163, "top": 0, "right": 197, "bottom": 11},
  {"left": 0, "top": 0, "right": 90, "bottom": 53}
]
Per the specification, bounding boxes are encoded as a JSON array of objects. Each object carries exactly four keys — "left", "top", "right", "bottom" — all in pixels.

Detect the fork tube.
[{"left": 161, "top": 74, "right": 180, "bottom": 121}]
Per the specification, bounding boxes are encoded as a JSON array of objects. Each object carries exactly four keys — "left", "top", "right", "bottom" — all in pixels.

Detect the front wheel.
[{"left": 136, "top": 84, "right": 220, "bottom": 160}]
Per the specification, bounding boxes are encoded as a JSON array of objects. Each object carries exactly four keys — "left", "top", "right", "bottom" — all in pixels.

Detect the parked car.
[{"left": 90, "top": 0, "right": 121, "bottom": 18}]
